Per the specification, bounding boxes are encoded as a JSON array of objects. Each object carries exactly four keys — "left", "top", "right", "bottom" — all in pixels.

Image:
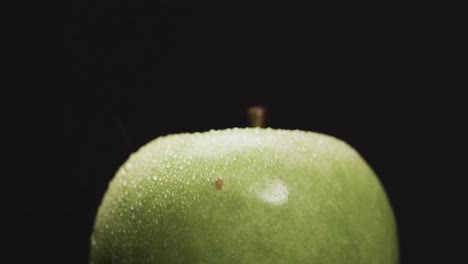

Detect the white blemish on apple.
[{"left": 258, "top": 177, "right": 288, "bottom": 205}]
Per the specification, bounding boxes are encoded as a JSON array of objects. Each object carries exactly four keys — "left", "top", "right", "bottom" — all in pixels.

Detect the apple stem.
[{"left": 248, "top": 106, "right": 266, "bottom": 128}]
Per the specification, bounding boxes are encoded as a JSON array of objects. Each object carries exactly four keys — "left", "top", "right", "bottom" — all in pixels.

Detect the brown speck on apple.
[{"left": 215, "top": 177, "right": 223, "bottom": 190}]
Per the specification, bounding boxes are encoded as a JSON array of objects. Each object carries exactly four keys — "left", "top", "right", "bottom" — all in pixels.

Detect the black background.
[{"left": 6, "top": 1, "right": 465, "bottom": 263}]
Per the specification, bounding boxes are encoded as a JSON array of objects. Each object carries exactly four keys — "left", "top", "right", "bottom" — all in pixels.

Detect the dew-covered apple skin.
[{"left": 90, "top": 128, "right": 398, "bottom": 264}]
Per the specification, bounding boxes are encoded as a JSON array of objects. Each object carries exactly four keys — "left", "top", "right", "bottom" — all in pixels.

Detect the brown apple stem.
[{"left": 248, "top": 106, "right": 266, "bottom": 128}]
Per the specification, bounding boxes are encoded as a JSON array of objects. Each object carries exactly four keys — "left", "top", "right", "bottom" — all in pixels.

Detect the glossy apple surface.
[{"left": 90, "top": 128, "right": 398, "bottom": 263}]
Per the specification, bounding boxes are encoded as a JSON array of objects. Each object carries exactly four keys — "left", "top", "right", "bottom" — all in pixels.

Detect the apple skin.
[{"left": 90, "top": 128, "right": 398, "bottom": 263}]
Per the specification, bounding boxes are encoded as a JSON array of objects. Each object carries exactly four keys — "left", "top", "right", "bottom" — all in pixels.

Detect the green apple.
[{"left": 90, "top": 128, "right": 398, "bottom": 263}]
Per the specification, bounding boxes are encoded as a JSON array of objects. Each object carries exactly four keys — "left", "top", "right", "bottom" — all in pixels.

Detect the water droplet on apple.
[{"left": 152, "top": 175, "right": 159, "bottom": 181}]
